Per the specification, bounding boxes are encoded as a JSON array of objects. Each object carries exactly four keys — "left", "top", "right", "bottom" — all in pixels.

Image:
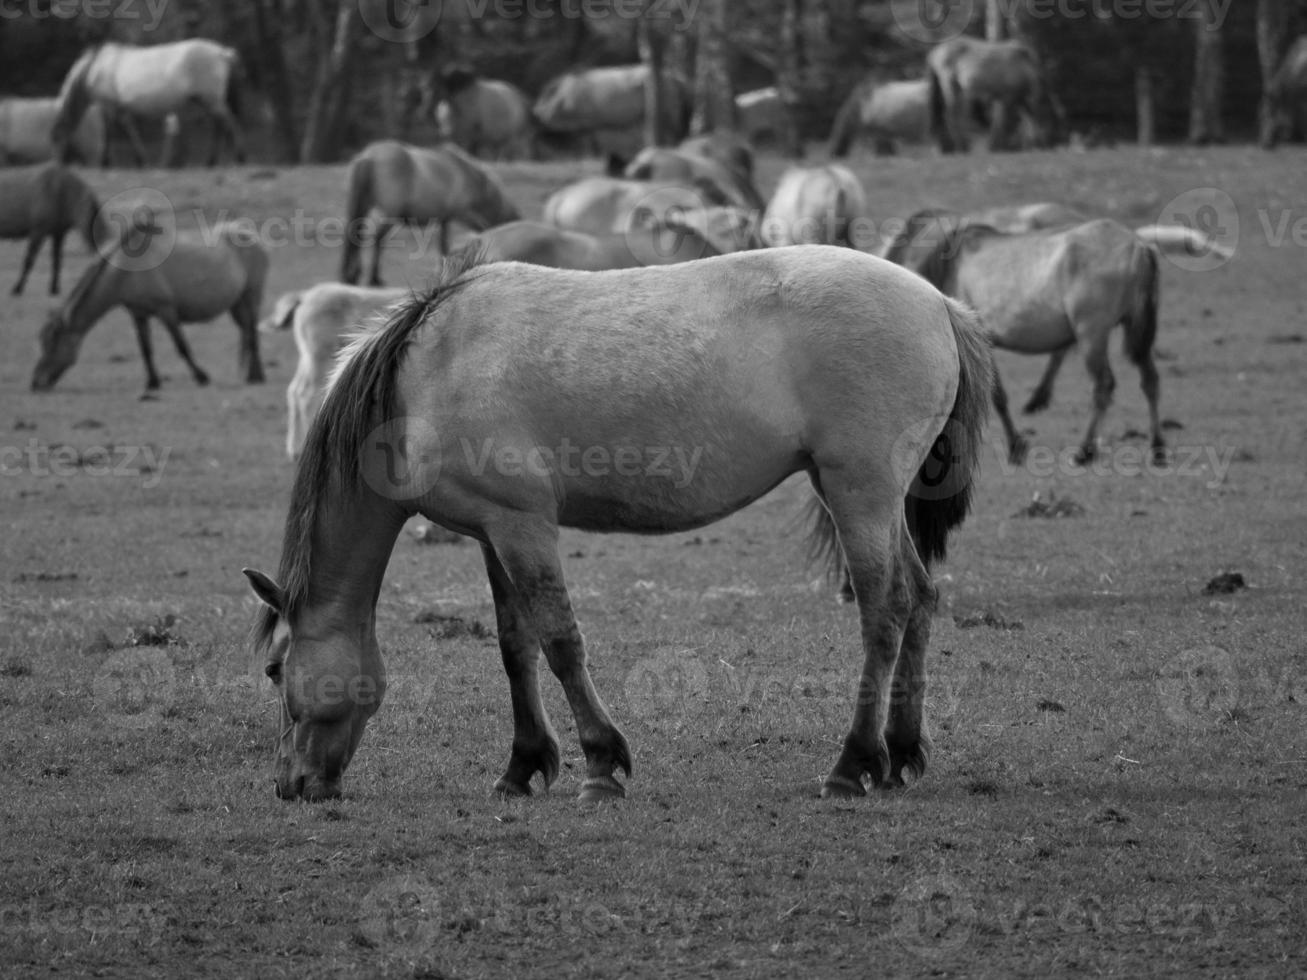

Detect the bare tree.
[
  {"left": 1257, "top": 0, "right": 1290, "bottom": 145},
  {"left": 300, "top": 0, "right": 362, "bottom": 162},
  {"left": 985, "top": 0, "right": 1006, "bottom": 40},
  {"left": 777, "top": 0, "right": 803, "bottom": 157},
  {"left": 637, "top": 12, "right": 668, "bottom": 146},
  {"left": 691, "top": 0, "right": 734, "bottom": 134},
  {"left": 1188, "top": 4, "right": 1225, "bottom": 144}
]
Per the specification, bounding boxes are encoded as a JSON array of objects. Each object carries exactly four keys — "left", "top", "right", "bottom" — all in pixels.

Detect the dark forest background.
[{"left": 1, "top": 0, "right": 1304, "bottom": 163}]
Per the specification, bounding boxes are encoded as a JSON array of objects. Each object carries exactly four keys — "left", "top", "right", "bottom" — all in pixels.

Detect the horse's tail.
[
  {"left": 1132, "top": 224, "right": 1233, "bottom": 262},
  {"left": 906, "top": 297, "right": 994, "bottom": 567},
  {"left": 1123, "top": 245, "right": 1160, "bottom": 367},
  {"left": 224, "top": 48, "right": 246, "bottom": 121},
  {"left": 340, "top": 155, "right": 374, "bottom": 283},
  {"left": 259, "top": 290, "right": 304, "bottom": 334},
  {"left": 827, "top": 86, "right": 861, "bottom": 158},
  {"left": 927, "top": 67, "right": 949, "bottom": 151}
]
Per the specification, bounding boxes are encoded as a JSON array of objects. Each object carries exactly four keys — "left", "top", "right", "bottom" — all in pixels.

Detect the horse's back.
[{"left": 763, "top": 165, "right": 865, "bottom": 245}]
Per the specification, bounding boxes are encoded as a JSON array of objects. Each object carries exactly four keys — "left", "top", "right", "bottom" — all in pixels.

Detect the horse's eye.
[{"left": 265, "top": 662, "right": 282, "bottom": 683}]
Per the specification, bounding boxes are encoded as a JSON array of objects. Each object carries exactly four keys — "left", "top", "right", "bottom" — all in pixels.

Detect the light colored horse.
[
  {"left": 31, "top": 220, "right": 268, "bottom": 394},
  {"left": 541, "top": 175, "right": 733, "bottom": 235},
  {"left": 471, "top": 218, "right": 722, "bottom": 271},
  {"left": 51, "top": 39, "right": 245, "bottom": 166},
  {"left": 339, "top": 140, "right": 520, "bottom": 285},
  {"left": 1264, "top": 36, "right": 1307, "bottom": 148},
  {"left": 0, "top": 163, "right": 109, "bottom": 295},
  {"left": 434, "top": 68, "right": 534, "bottom": 160},
  {"left": 760, "top": 165, "right": 867, "bottom": 247},
  {"left": 735, "top": 86, "right": 787, "bottom": 148},
  {"left": 0, "top": 97, "right": 105, "bottom": 166},
  {"left": 828, "top": 78, "right": 930, "bottom": 157},
  {"left": 885, "top": 210, "right": 1162, "bottom": 465},
  {"left": 244, "top": 246, "right": 993, "bottom": 802},
  {"left": 622, "top": 145, "right": 765, "bottom": 211},
  {"left": 261, "top": 283, "right": 408, "bottom": 459},
  {"left": 532, "top": 64, "right": 691, "bottom": 168},
  {"left": 925, "top": 37, "right": 1061, "bottom": 152}
]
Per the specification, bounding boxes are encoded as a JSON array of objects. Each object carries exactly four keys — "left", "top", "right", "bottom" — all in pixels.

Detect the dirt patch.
[
  {"left": 126, "top": 614, "right": 180, "bottom": 647},
  {"left": 1013, "top": 492, "right": 1085, "bottom": 519},
  {"left": 413, "top": 612, "right": 494, "bottom": 640},
  {"left": 954, "top": 611, "right": 1025, "bottom": 631},
  {"left": 1202, "top": 572, "right": 1246, "bottom": 595}
]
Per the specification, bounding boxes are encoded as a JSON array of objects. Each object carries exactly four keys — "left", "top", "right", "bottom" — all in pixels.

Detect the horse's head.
[
  {"left": 30, "top": 310, "right": 78, "bottom": 391},
  {"left": 882, "top": 209, "right": 968, "bottom": 284},
  {"left": 245, "top": 569, "right": 386, "bottom": 802}
]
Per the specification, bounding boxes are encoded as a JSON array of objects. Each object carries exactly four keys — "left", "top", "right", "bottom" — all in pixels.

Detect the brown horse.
[
  {"left": 244, "top": 246, "right": 992, "bottom": 803},
  {"left": 339, "top": 140, "right": 520, "bottom": 285},
  {"left": 432, "top": 66, "right": 534, "bottom": 160},
  {"left": 622, "top": 145, "right": 765, "bottom": 211},
  {"left": 31, "top": 220, "right": 268, "bottom": 394},
  {"left": 828, "top": 78, "right": 931, "bottom": 157},
  {"left": 0, "top": 163, "right": 110, "bottom": 295},
  {"left": 542, "top": 175, "right": 732, "bottom": 236},
  {"left": 678, "top": 130, "right": 755, "bottom": 180},
  {"left": 0, "top": 97, "right": 106, "bottom": 166},
  {"left": 885, "top": 210, "right": 1162, "bottom": 466},
  {"left": 471, "top": 218, "right": 721, "bottom": 270},
  {"left": 926, "top": 37, "right": 1062, "bottom": 153}
]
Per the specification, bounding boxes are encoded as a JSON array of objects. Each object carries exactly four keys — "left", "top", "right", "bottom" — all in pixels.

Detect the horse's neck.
[
  {"left": 64, "top": 261, "right": 123, "bottom": 336},
  {"left": 73, "top": 189, "right": 106, "bottom": 249}
]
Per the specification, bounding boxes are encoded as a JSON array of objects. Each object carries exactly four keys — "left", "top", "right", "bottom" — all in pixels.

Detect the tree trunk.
[
  {"left": 251, "top": 0, "right": 300, "bottom": 163},
  {"left": 636, "top": 14, "right": 667, "bottom": 147},
  {"left": 691, "top": 0, "right": 734, "bottom": 135},
  {"left": 1135, "top": 67, "right": 1154, "bottom": 147},
  {"left": 1257, "top": 0, "right": 1289, "bottom": 145},
  {"left": 300, "top": 0, "right": 360, "bottom": 163},
  {"left": 777, "top": 0, "right": 803, "bottom": 157},
  {"left": 1188, "top": 6, "right": 1225, "bottom": 144},
  {"left": 985, "top": 0, "right": 1006, "bottom": 41}
]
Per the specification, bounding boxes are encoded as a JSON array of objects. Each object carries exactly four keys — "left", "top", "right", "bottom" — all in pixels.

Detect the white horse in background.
[
  {"left": 260, "top": 283, "right": 409, "bottom": 459},
  {"left": 0, "top": 97, "right": 106, "bottom": 166},
  {"left": 761, "top": 165, "right": 867, "bottom": 247},
  {"left": 51, "top": 39, "right": 245, "bottom": 166}
]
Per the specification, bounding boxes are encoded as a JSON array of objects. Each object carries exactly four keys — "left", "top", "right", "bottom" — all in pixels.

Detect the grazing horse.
[
  {"left": 51, "top": 39, "right": 245, "bottom": 167},
  {"left": 471, "top": 218, "right": 721, "bottom": 271},
  {"left": 1264, "top": 36, "right": 1307, "bottom": 148},
  {"left": 31, "top": 220, "right": 268, "bottom": 394},
  {"left": 433, "top": 67, "right": 534, "bottom": 160},
  {"left": 761, "top": 165, "right": 866, "bottom": 247},
  {"left": 244, "top": 245, "right": 993, "bottom": 803},
  {"left": 339, "top": 140, "right": 520, "bottom": 285},
  {"left": 0, "top": 163, "right": 110, "bottom": 295},
  {"left": 541, "top": 175, "right": 732, "bottom": 235},
  {"left": 885, "top": 210, "right": 1162, "bottom": 465},
  {"left": 926, "top": 37, "right": 1061, "bottom": 153},
  {"left": 678, "top": 130, "right": 755, "bottom": 180},
  {"left": 261, "top": 283, "right": 408, "bottom": 459},
  {"left": 828, "top": 78, "right": 931, "bottom": 157},
  {"left": 533, "top": 64, "right": 691, "bottom": 168},
  {"left": 0, "top": 97, "right": 105, "bottom": 166},
  {"left": 622, "top": 145, "right": 765, "bottom": 211}
]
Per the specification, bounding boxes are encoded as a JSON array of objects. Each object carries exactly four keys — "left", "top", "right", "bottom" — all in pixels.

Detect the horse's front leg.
[
  {"left": 1023, "top": 348, "right": 1068, "bottom": 414},
  {"left": 484, "top": 518, "right": 630, "bottom": 802},
  {"left": 154, "top": 315, "right": 210, "bottom": 387},
  {"left": 991, "top": 366, "right": 1029, "bottom": 465},
  {"left": 118, "top": 111, "right": 150, "bottom": 168},
  {"left": 480, "top": 543, "right": 562, "bottom": 796},
  {"left": 369, "top": 220, "right": 395, "bottom": 286},
  {"left": 1076, "top": 340, "right": 1116, "bottom": 465},
  {"left": 13, "top": 231, "right": 46, "bottom": 295},
  {"left": 232, "top": 296, "right": 265, "bottom": 384},
  {"left": 129, "top": 314, "right": 164, "bottom": 393}
]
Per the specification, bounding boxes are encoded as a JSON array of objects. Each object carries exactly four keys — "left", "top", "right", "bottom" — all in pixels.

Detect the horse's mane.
[
  {"left": 58, "top": 45, "right": 102, "bottom": 102},
  {"left": 252, "top": 246, "right": 491, "bottom": 652},
  {"left": 882, "top": 208, "right": 999, "bottom": 288}
]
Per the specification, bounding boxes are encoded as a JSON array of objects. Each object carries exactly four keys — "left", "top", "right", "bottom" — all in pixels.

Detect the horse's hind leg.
[
  {"left": 130, "top": 315, "right": 164, "bottom": 392},
  {"left": 884, "top": 531, "right": 938, "bottom": 787},
  {"left": 155, "top": 315, "right": 210, "bottom": 386},
  {"left": 232, "top": 296, "right": 266, "bottom": 384},
  {"left": 484, "top": 518, "right": 630, "bottom": 802},
  {"left": 1023, "top": 348, "right": 1068, "bottom": 414},
  {"left": 481, "top": 543, "right": 562, "bottom": 796},
  {"left": 1076, "top": 339, "right": 1115, "bottom": 465},
  {"left": 991, "top": 365, "right": 1029, "bottom": 465},
  {"left": 368, "top": 221, "right": 394, "bottom": 286},
  {"left": 13, "top": 232, "right": 45, "bottom": 295},
  {"left": 47, "top": 231, "right": 64, "bottom": 295},
  {"left": 819, "top": 483, "right": 913, "bottom": 797},
  {"left": 1132, "top": 345, "right": 1164, "bottom": 463}
]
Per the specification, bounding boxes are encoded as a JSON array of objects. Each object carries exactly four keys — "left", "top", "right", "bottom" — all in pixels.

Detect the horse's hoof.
[
  {"left": 1022, "top": 396, "right": 1049, "bottom": 415},
  {"left": 820, "top": 775, "right": 867, "bottom": 799},
  {"left": 1151, "top": 445, "right": 1168, "bottom": 467},
  {"left": 1073, "top": 445, "right": 1096, "bottom": 466},
  {"left": 493, "top": 776, "right": 532, "bottom": 797},
  {"left": 195, "top": 373, "right": 211, "bottom": 387},
  {"left": 138, "top": 391, "right": 160, "bottom": 402},
  {"left": 1008, "top": 439, "right": 1030, "bottom": 466},
  {"left": 578, "top": 775, "right": 625, "bottom": 803}
]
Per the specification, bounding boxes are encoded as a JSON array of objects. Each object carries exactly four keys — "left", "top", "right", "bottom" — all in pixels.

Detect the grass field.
[{"left": 1, "top": 144, "right": 1305, "bottom": 979}]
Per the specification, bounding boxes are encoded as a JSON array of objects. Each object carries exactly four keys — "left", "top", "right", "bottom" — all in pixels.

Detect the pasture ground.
[{"left": 1, "top": 146, "right": 1305, "bottom": 979}]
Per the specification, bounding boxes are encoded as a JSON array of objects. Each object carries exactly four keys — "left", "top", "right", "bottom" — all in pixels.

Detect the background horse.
[
  {"left": 261, "top": 282, "right": 408, "bottom": 459},
  {"left": 532, "top": 64, "right": 691, "bottom": 170},
  {"left": 734, "top": 87, "right": 788, "bottom": 149},
  {"left": 678, "top": 131, "right": 755, "bottom": 180},
  {"left": 926, "top": 37, "right": 1061, "bottom": 152},
  {"left": 31, "top": 220, "right": 268, "bottom": 394},
  {"left": 51, "top": 39, "right": 245, "bottom": 167},
  {"left": 470, "top": 218, "right": 721, "bottom": 270},
  {"left": 541, "top": 175, "right": 731, "bottom": 235},
  {"left": 432, "top": 66, "right": 534, "bottom": 160},
  {"left": 0, "top": 163, "right": 109, "bottom": 295},
  {"left": 828, "top": 78, "right": 930, "bottom": 157},
  {"left": 244, "top": 245, "right": 992, "bottom": 803},
  {"left": 0, "top": 97, "right": 105, "bottom": 166},
  {"left": 622, "top": 145, "right": 765, "bottom": 211},
  {"left": 339, "top": 140, "right": 520, "bottom": 285},
  {"left": 761, "top": 165, "right": 866, "bottom": 246},
  {"left": 1263, "top": 35, "right": 1307, "bottom": 148},
  {"left": 885, "top": 210, "right": 1162, "bottom": 465}
]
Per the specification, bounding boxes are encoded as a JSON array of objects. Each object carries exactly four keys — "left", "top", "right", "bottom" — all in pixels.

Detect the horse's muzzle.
[{"left": 275, "top": 773, "right": 342, "bottom": 802}]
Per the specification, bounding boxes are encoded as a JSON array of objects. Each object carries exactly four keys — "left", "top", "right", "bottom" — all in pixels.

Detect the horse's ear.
[{"left": 243, "top": 568, "right": 285, "bottom": 613}]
